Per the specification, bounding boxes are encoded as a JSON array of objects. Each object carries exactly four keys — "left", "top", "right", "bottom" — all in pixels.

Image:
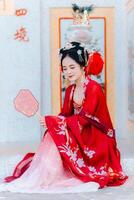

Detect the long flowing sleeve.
[{"left": 45, "top": 80, "right": 114, "bottom": 139}]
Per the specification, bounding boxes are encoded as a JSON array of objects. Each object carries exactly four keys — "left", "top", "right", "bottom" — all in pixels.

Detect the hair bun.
[{"left": 71, "top": 41, "right": 81, "bottom": 47}]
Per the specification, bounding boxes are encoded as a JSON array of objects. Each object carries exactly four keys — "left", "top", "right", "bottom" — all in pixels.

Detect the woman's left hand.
[{"left": 38, "top": 115, "right": 47, "bottom": 128}]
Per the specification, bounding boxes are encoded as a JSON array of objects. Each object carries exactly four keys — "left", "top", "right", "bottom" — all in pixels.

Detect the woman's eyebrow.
[{"left": 62, "top": 64, "right": 74, "bottom": 68}]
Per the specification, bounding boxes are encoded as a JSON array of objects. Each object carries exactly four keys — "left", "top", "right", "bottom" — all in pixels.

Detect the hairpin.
[{"left": 77, "top": 49, "right": 84, "bottom": 62}]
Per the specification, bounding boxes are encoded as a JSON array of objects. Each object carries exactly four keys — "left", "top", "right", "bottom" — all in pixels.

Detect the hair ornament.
[
  {"left": 77, "top": 49, "right": 82, "bottom": 55},
  {"left": 77, "top": 49, "right": 84, "bottom": 62},
  {"left": 64, "top": 42, "right": 75, "bottom": 50},
  {"left": 85, "top": 52, "right": 104, "bottom": 75}
]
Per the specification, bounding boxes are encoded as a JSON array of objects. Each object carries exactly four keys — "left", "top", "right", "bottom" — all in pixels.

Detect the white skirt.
[{"left": 0, "top": 133, "right": 99, "bottom": 193}]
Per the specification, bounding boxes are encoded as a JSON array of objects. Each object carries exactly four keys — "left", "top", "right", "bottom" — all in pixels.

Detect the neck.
[{"left": 75, "top": 73, "right": 86, "bottom": 87}]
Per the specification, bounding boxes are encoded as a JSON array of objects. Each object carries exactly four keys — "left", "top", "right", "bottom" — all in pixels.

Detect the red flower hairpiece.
[{"left": 85, "top": 52, "right": 104, "bottom": 75}]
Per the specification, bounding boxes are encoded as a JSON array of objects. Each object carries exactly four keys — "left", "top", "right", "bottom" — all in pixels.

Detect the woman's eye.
[
  {"left": 70, "top": 66, "right": 75, "bottom": 69},
  {"left": 63, "top": 68, "right": 67, "bottom": 71}
]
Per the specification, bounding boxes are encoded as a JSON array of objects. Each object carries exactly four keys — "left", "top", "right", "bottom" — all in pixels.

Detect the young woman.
[{"left": 0, "top": 42, "right": 127, "bottom": 193}]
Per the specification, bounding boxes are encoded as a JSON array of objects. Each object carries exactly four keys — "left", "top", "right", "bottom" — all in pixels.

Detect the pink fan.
[{"left": 14, "top": 89, "right": 40, "bottom": 117}]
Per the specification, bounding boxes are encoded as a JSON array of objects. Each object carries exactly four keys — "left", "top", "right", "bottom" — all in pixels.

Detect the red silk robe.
[{"left": 5, "top": 76, "right": 128, "bottom": 188}]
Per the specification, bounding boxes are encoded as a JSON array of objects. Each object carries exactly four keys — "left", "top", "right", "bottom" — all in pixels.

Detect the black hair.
[{"left": 59, "top": 42, "right": 88, "bottom": 68}]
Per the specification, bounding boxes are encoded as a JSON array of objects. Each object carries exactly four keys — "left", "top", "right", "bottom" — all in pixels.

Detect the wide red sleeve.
[
  {"left": 65, "top": 81, "right": 115, "bottom": 138},
  {"left": 45, "top": 81, "right": 114, "bottom": 138}
]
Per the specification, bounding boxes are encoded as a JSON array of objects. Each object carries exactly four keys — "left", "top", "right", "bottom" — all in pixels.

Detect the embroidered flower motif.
[
  {"left": 85, "top": 113, "right": 100, "bottom": 123},
  {"left": 98, "top": 170, "right": 107, "bottom": 176},
  {"left": 58, "top": 143, "right": 86, "bottom": 169},
  {"left": 89, "top": 166, "right": 96, "bottom": 173},
  {"left": 76, "top": 158, "right": 85, "bottom": 168},
  {"left": 84, "top": 147, "right": 96, "bottom": 158},
  {"left": 107, "top": 129, "right": 114, "bottom": 137},
  {"left": 92, "top": 116, "right": 100, "bottom": 122},
  {"left": 54, "top": 117, "right": 67, "bottom": 136},
  {"left": 58, "top": 143, "right": 79, "bottom": 161},
  {"left": 70, "top": 150, "right": 78, "bottom": 162},
  {"left": 88, "top": 166, "right": 107, "bottom": 176},
  {"left": 97, "top": 166, "right": 107, "bottom": 176},
  {"left": 54, "top": 123, "right": 66, "bottom": 135},
  {"left": 58, "top": 143, "right": 72, "bottom": 156}
]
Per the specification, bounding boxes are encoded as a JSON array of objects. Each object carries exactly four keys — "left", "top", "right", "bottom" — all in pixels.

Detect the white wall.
[
  {"left": 0, "top": 0, "right": 41, "bottom": 142},
  {"left": 114, "top": 0, "right": 128, "bottom": 139},
  {"left": 125, "top": 0, "right": 134, "bottom": 139}
]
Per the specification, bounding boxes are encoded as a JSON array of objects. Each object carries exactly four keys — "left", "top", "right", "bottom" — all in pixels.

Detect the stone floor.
[
  {"left": 0, "top": 171, "right": 133, "bottom": 200},
  {"left": 0, "top": 178, "right": 134, "bottom": 200}
]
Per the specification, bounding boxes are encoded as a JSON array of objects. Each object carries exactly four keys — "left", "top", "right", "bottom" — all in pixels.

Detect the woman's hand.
[{"left": 38, "top": 115, "right": 47, "bottom": 128}]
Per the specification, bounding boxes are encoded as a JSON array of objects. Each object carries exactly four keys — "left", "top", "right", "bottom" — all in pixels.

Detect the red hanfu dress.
[{"left": 0, "top": 76, "right": 128, "bottom": 193}]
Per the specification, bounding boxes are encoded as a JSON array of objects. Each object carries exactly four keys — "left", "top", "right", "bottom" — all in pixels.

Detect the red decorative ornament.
[
  {"left": 85, "top": 52, "right": 104, "bottom": 75},
  {"left": 14, "top": 27, "right": 29, "bottom": 42},
  {"left": 15, "top": 9, "right": 27, "bottom": 16}
]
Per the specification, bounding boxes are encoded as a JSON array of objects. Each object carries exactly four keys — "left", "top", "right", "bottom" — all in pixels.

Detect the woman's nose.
[{"left": 67, "top": 69, "right": 71, "bottom": 74}]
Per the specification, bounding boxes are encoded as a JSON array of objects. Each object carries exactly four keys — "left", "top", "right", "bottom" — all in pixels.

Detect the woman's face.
[{"left": 62, "top": 56, "right": 84, "bottom": 82}]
